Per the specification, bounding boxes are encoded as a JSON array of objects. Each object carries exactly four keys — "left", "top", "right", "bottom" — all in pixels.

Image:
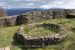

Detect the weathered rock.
[
  {"left": 52, "top": 9, "right": 66, "bottom": 18},
  {"left": 5, "top": 17, "right": 17, "bottom": 26},
  {"left": 66, "top": 13, "right": 75, "bottom": 18},
  {"left": 0, "top": 16, "right": 17, "bottom": 27},
  {"left": 16, "top": 15, "right": 29, "bottom": 25}
]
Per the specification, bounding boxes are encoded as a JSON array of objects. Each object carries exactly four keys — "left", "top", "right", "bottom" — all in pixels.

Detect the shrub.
[{"left": 0, "top": 7, "right": 7, "bottom": 17}]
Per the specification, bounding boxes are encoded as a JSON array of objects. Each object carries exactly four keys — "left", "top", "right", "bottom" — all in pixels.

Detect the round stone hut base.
[{"left": 15, "top": 23, "right": 68, "bottom": 47}]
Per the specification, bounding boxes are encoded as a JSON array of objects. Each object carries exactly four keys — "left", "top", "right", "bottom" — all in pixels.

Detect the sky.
[{"left": 0, "top": 0, "right": 75, "bottom": 9}]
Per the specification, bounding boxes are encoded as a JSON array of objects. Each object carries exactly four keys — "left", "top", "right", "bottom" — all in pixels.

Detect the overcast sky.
[{"left": 0, "top": 0, "right": 75, "bottom": 9}]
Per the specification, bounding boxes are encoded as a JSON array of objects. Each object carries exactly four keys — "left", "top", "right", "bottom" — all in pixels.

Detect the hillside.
[
  {"left": 0, "top": 9, "right": 75, "bottom": 50},
  {"left": 0, "top": 18, "right": 75, "bottom": 50}
]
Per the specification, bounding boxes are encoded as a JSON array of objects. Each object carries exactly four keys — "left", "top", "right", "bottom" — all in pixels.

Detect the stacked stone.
[
  {"left": 0, "top": 16, "right": 17, "bottom": 27},
  {"left": 16, "top": 24, "right": 67, "bottom": 47},
  {"left": 18, "top": 9, "right": 66, "bottom": 23},
  {"left": 0, "top": 9, "right": 75, "bottom": 27}
]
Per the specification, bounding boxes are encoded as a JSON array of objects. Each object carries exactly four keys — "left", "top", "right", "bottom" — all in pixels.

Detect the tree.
[{"left": 0, "top": 7, "right": 7, "bottom": 17}]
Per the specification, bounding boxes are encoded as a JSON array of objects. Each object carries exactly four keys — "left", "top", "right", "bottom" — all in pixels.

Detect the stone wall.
[
  {"left": 15, "top": 24, "right": 67, "bottom": 47},
  {"left": 16, "top": 9, "right": 75, "bottom": 24},
  {"left": 0, "top": 16, "right": 17, "bottom": 27},
  {"left": 18, "top": 9, "right": 66, "bottom": 23},
  {"left": 0, "top": 9, "right": 75, "bottom": 27}
]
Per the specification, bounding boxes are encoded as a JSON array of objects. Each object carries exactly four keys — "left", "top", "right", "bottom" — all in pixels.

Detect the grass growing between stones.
[{"left": 0, "top": 18, "right": 75, "bottom": 50}]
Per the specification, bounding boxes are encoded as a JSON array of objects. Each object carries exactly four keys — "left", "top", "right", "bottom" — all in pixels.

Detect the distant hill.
[
  {"left": 6, "top": 8, "right": 46, "bottom": 16},
  {"left": 6, "top": 8, "right": 75, "bottom": 16}
]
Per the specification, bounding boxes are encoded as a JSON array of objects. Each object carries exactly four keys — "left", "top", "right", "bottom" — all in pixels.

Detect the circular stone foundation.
[{"left": 15, "top": 23, "right": 68, "bottom": 47}]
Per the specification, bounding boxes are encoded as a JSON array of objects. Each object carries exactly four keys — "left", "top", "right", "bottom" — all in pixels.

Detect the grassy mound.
[{"left": 0, "top": 18, "right": 75, "bottom": 50}]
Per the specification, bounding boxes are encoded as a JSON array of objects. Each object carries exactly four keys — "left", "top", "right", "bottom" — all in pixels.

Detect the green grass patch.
[
  {"left": 0, "top": 26, "right": 20, "bottom": 50},
  {"left": 24, "top": 24, "right": 60, "bottom": 38}
]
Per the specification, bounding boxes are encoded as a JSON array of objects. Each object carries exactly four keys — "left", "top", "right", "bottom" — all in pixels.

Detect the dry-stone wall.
[
  {"left": 0, "top": 16, "right": 17, "bottom": 27},
  {"left": 15, "top": 24, "right": 67, "bottom": 47},
  {"left": 0, "top": 9, "right": 75, "bottom": 27},
  {"left": 18, "top": 9, "right": 66, "bottom": 23}
]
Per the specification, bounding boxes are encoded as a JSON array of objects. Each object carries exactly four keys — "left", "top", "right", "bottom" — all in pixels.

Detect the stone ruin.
[
  {"left": 0, "top": 9, "right": 75, "bottom": 27},
  {"left": 0, "top": 16, "right": 17, "bottom": 27},
  {"left": 15, "top": 23, "right": 68, "bottom": 47}
]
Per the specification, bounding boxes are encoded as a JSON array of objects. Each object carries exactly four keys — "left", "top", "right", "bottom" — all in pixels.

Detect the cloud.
[
  {"left": 40, "top": 5, "right": 49, "bottom": 9},
  {"left": 40, "top": 0, "right": 75, "bottom": 9},
  {"left": 0, "top": 0, "right": 75, "bottom": 9}
]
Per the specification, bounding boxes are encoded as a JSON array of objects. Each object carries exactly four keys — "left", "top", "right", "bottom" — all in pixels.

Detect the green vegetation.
[
  {"left": 0, "top": 26, "right": 20, "bottom": 50},
  {"left": 0, "top": 18, "right": 75, "bottom": 50},
  {"left": 29, "top": 26, "right": 57, "bottom": 38},
  {"left": 24, "top": 23, "right": 60, "bottom": 38}
]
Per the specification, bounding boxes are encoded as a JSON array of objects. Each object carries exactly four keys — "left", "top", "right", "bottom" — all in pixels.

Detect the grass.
[
  {"left": 29, "top": 26, "right": 57, "bottom": 37},
  {"left": 0, "top": 18, "right": 75, "bottom": 50},
  {"left": 24, "top": 24, "right": 60, "bottom": 38},
  {"left": 0, "top": 26, "right": 20, "bottom": 50}
]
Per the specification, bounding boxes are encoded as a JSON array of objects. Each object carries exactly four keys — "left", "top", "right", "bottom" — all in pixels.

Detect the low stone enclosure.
[
  {"left": 0, "top": 9, "right": 75, "bottom": 27},
  {"left": 15, "top": 23, "right": 68, "bottom": 47}
]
